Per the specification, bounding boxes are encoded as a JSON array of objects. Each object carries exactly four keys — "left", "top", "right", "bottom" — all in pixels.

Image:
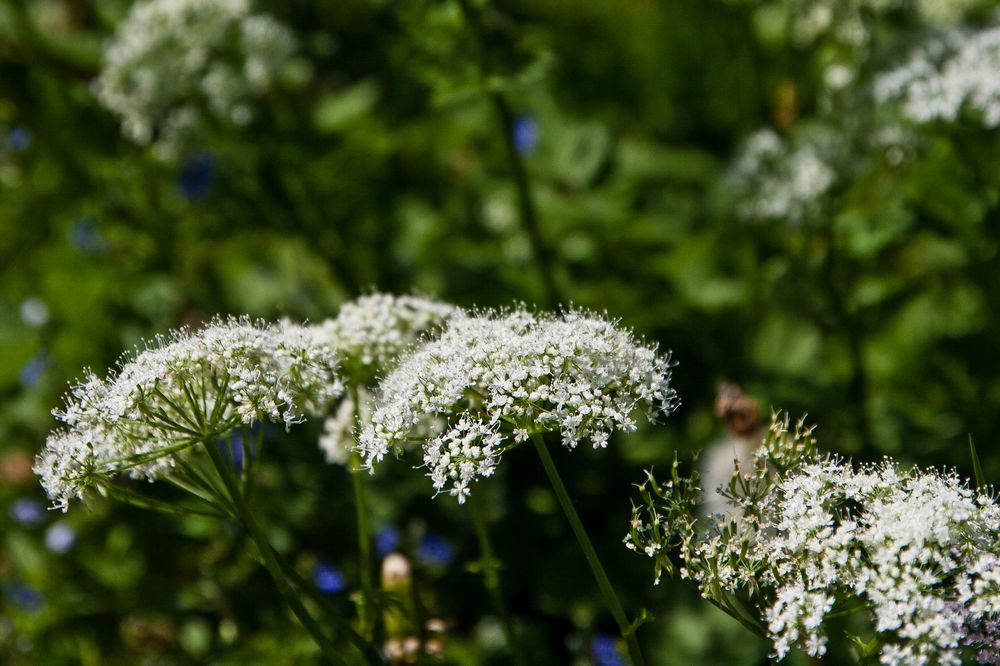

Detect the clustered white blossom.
[
  {"left": 742, "top": 0, "right": 984, "bottom": 49},
  {"left": 312, "top": 294, "right": 455, "bottom": 465},
  {"left": 726, "top": 128, "right": 840, "bottom": 224},
  {"left": 358, "top": 309, "right": 678, "bottom": 503},
  {"left": 315, "top": 294, "right": 456, "bottom": 385},
  {"left": 627, "top": 415, "right": 1000, "bottom": 665},
  {"left": 36, "top": 318, "right": 342, "bottom": 510},
  {"left": 319, "top": 386, "right": 372, "bottom": 466},
  {"left": 93, "top": 0, "right": 296, "bottom": 158},
  {"left": 875, "top": 23, "right": 1000, "bottom": 128}
]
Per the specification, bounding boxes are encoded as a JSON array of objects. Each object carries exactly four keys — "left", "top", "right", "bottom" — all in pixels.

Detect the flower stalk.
[
  {"left": 468, "top": 491, "right": 524, "bottom": 666},
  {"left": 532, "top": 433, "right": 645, "bottom": 666},
  {"left": 201, "top": 437, "right": 349, "bottom": 665}
]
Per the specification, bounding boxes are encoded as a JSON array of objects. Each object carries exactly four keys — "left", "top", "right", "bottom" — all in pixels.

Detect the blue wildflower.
[
  {"left": 68, "top": 218, "right": 105, "bottom": 253},
  {"left": 512, "top": 114, "right": 539, "bottom": 156},
  {"left": 19, "top": 354, "right": 49, "bottom": 388},
  {"left": 5, "top": 584, "right": 43, "bottom": 612},
  {"left": 10, "top": 498, "right": 45, "bottom": 526},
  {"left": 591, "top": 633, "right": 626, "bottom": 666},
  {"left": 177, "top": 152, "right": 216, "bottom": 201},
  {"left": 216, "top": 430, "right": 245, "bottom": 471},
  {"left": 375, "top": 526, "right": 401, "bottom": 557},
  {"left": 416, "top": 533, "right": 455, "bottom": 568},
  {"left": 45, "top": 523, "right": 76, "bottom": 554},
  {"left": 7, "top": 127, "right": 31, "bottom": 152},
  {"left": 313, "top": 562, "right": 345, "bottom": 594}
]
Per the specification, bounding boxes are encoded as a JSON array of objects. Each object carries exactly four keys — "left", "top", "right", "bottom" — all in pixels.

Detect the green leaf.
[
  {"left": 313, "top": 80, "right": 381, "bottom": 133},
  {"left": 969, "top": 435, "right": 986, "bottom": 489}
]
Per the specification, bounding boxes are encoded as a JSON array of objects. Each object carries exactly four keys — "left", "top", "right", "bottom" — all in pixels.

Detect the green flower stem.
[
  {"left": 201, "top": 439, "right": 347, "bottom": 666},
  {"left": 531, "top": 433, "right": 645, "bottom": 666},
  {"left": 349, "top": 385, "right": 376, "bottom": 641},
  {"left": 350, "top": 461, "right": 375, "bottom": 638},
  {"left": 468, "top": 491, "right": 525, "bottom": 666},
  {"left": 278, "top": 558, "right": 385, "bottom": 664},
  {"left": 457, "top": 0, "right": 560, "bottom": 307}
]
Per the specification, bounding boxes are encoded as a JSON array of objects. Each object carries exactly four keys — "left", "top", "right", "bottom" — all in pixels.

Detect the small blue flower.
[
  {"left": 7, "top": 127, "right": 31, "bottom": 152},
  {"left": 19, "top": 354, "right": 50, "bottom": 388},
  {"left": 68, "top": 218, "right": 105, "bottom": 253},
  {"left": 313, "top": 562, "right": 345, "bottom": 594},
  {"left": 216, "top": 430, "right": 245, "bottom": 471},
  {"left": 45, "top": 522, "right": 76, "bottom": 554},
  {"left": 4, "top": 584, "right": 42, "bottom": 612},
  {"left": 591, "top": 633, "right": 626, "bottom": 666},
  {"left": 375, "top": 526, "right": 401, "bottom": 557},
  {"left": 512, "top": 114, "right": 539, "bottom": 156},
  {"left": 177, "top": 152, "right": 217, "bottom": 201},
  {"left": 416, "top": 533, "right": 455, "bottom": 568},
  {"left": 10, "top": 498, "right": 45, "bottom": 526}
]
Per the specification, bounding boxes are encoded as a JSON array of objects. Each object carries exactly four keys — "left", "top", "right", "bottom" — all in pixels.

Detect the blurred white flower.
[
  {"left": 93, "top": 0, "right": 296, "bottom": 159},
  {"left": 726, "top": 127, "right": 839, "bottom": 224},
  {"left": 876, "top": 22, "right": 1000, "bottom": 128}
]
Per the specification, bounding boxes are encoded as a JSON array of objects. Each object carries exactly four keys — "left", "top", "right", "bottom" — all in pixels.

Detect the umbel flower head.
[
  {"left": 312, "top": 293, "right": 455, "bottom": 465},
  {"left": 359, "top": 308, "right": 679, "bottom": 503},
  {"left": 875, "top": 22, "right": 1000, "bottom": 129},
  {"left": 315, "top": 293, "right": 456, "bottom": 386},
  {"left": 628, "top": 415, "right": 1000, "bottom": 666},
  {"left": 36, "top": 318, "right": 343, "bottom": 511},
  {"left": 93, "top": 0, "right": 297, "bottom": 159}
]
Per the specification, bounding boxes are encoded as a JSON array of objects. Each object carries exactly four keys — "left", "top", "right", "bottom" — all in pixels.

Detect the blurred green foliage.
[{"left": 1, "top": 0, "right": 999, "bottom": 663}]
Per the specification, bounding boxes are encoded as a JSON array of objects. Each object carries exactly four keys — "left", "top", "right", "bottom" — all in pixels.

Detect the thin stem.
[
  {"left": 704, "top": 595, "right": 769, "bottom": 640},
  {"left": 201, "top": 439, "right": 347, "bottom": 665},
  {"left": 350, "top": 451, "right": 375, "bottom": 640},
  {"left": 492, "top": 93, "right": 559, "bottom": 307},
  {"left": 350, "top": 388, "right": 376, "bottom": 641},
  {"left": 530, "top": 434, "right": 645, "bottom": 666},
  {"left": 468, "top": 491, "right": 525, "bottom": 666},
  {"left": 457, "top": 0, "right": 560, "bottom": 307},
  {"left": 279, "top": 558, "right": 385, "bottom": 664}
]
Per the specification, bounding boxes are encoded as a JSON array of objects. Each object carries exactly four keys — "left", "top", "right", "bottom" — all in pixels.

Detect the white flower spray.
[
  {"left": 93, "top": 0, "right": 297, "bottom": 158},
  {"left": 628, "top": 414, "right": 1000, "bottom": 665},
  {"left": 359, "top": 307, "right": 678, "bottom": 503},
  {"left": 312, "top": 293, "right": 456, "bottom": 466},
  {"left": 875, "top": 22, "right": 1000, "bottom": 129},
  {"left": 360, "top": 305, "right": 677, "bottom": 666},
  {"left": 33, "top": 316, "right": 377, "bottom": 663},
  {"left": 36, "top": 317, "right": 342, "bottom": 511}
]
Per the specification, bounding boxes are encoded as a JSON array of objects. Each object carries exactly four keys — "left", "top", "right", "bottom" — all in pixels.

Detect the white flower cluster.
[
  {"left": 315, "top": 294, "right": 456, "bottom": 385},
  {"left": 760, "top": 459, "right": 1000, "bottom": 664},
  {"left": 773, "top": 0, "right": 980, "bottom": 48},
  {"left": 628, "top": 415, "right": 1000, "bottom": 665},
  {"left": 726, "top": 128, "right": 839, "bottom": 224},
  {"left": 359, "top": 309, "right": 678, "bottom": 503},
  {"left": 319, "top": 386, "right": 372, "bottom": 466},
  {"left": 93, "top": 0, "right": 296, "bottom": 158},
  {"left": 875, "top": 23, "right": 1000, "bottom": 128},
  {"left": 312, "top": 294, "right": 455, "bottom": 465},
  {"left": 36, "top": 318, "right": 343, "bottom": 510}
]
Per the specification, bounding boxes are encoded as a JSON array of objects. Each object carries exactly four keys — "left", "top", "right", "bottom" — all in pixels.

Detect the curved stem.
[
  {"left": 468, "top": 491, "right": 525, "bottom": 666},
  {"left": 279, "top": 558, "right": 385, "bottom": 664},
  {"left": 530, "top": 434, "right": 645, "bottom": 666},
  {"left": 202, "top": 439, "right": 347, "bottom": 665}
]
